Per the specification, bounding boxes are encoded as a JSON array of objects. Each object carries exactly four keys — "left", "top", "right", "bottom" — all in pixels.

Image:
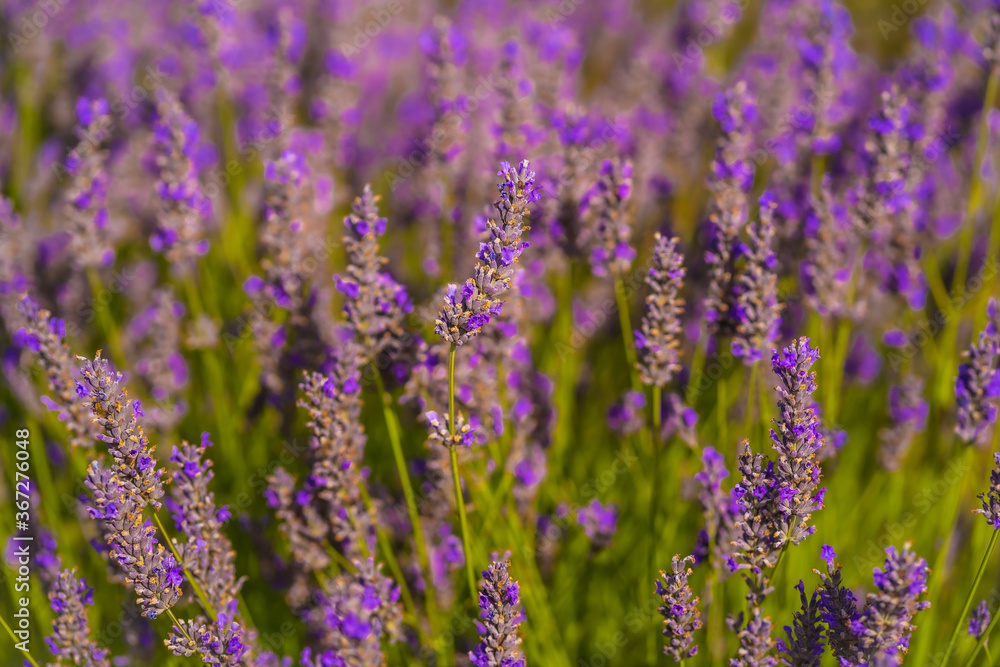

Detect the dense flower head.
[
  {"left": 166, "top": 605, "right": 247, "bottom": 665},
  {"left": 337, "top": 184, "right": 413, "bottom": 360},
  {"left": 769, "top": 337, "right": 825, "bottom": 546},
  {"left": 813, "top": 546, "right": 862, "bottom": 660},
  {"left": 45, "top": 568, "right": 110, "bottom": 666},
  {"left": 655, "top": 555, "right": 702, "bottom": 661},
  {"left": 694, "top": 447, "right": 740, "bottom": 572},
  {"left": 582, "top": 159, "right": 635, "bottom": 276},
  {"left": 879, "top": 377, "right": 929, "bottom": 471},
  {"left": 304, "top": 558, "right": 402, "bottom": 665},
  {"left": 975, "top": 451, "right": 1000, "bottom": 528},
  {"left": 635, "top": 234, "right": 686, "bottom": 387},
  {"left": 576, "top": 499, "right": 618, "bottom": 550},
  {"left": 85, "top": 462, "right": 183, "bottom": 618},
  {"left": 168, "top": 433, "right": 244, "bottom": 614},
  {"left": 731, "top": 441, "right": 782, "bottom": 605},
  {"left": 705, "top": 80, "right": 756, "bottom": 340},
  {"left": 969, "top": 600, "right": 991, "bottom": 640},
  {"left": 16, "top": 296, "right": 94, "bottom": 449},
  {"left": 78, "top": 351, "right": 166, "bottom": 509},
  {"left": 470, "top": 557, "right": 526, "bottom": 667},
  {"left": 775, "top": 580, "right": 825, "bottom": 666},
  {"left": 426, "top": 409, "right": 476, "bottom": 448},
  {"left": 731, "top": 193, "right": 782, "bottom": 363},
  {"left": 854, "top": 543, "right": 930, "bottom": 662},
  {"left": 435, "top": 160, "right": 536, "bottom": 346},
  {"left": 727, "top": 608, "right": 776, "bottom": 667},
  {"left": 150, "top": 88, "right": 211, "bottom": 266},
  {"left": 955, "top": 298, "right": 1000, "bottom": 443},
  {"left": 65, "top": 96, "right": 114, "bottom": 269}
]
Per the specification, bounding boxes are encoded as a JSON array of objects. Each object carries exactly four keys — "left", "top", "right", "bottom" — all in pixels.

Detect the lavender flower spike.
[
  {"left": 813, "top": 546, "right": 861, "bottom": 662},
  {"left": 727, "top": 608, "right": 776, "bottom": 667},
  {"left": 166, "top": 607, "right": 247, "bottom": 665},
  {"left": 16, "top": 296, "right": 94, "bottom": 449},
  {"left": 470, "top": 557, "right": 526, "bottom": 667},
  {"left": 770, "top": 337, "right": 826, "bottom": 546},
  {"left": 78, "top": 352, "right": 166, "bottom": 509},
  {"left": 854, "top": 543, "right": 930, "bottom": 662},
  {"left": 45, "top": 568, "right": 110, "bottom": 666},
  {"left": 970, "top": 600, "right": 991, "bottom": 640},
  {"left": 655, "top": 555, "right": 702, "bottom": 661},
  {"left": 975, "top": 451, "right": 1000, "bottom": 528},
  {"left": 732, "top": 192, "right": 782, "bottom": 364},
  {"left": 65, "top": 97, "right": 114, "bottom": 269},
  {"left": 636, "top": 234, "right": 685, "bottom": 388},
  {"left": 955, "top": 298, "right": 1000, "bottom": 443},
  {"left": 337, "top": 184, "right": 413, "bottom": 360},
  {"left": 435, "top": 160, "right": 538, "bottom": 346},
  {"left": 85, "top": 462, "right": 183, "bottom": 618},
  {"left": 583, "top": 159, "right": 635, "bottom": 277},
  {"left": 775, "top": 581, "right": 824, "bottom": 666},
  {"left": 151, "top": 89, "right": 211, "bottom": 266}
]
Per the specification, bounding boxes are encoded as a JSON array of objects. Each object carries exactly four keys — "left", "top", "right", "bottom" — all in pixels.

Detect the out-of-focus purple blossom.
[
  {"left": 45, "top": 568, "right": 110, "bottom": 666},
  {"left": 607, "top": 390, "right": 646, "bottom": 437},
  {"left": 150, "top": 89, "right": 211, "bottom": 268},
  {"left": 65, "top": 97, "right": 115, "bottom": 269},
  {"left": 469, "top": 557, "right": 526, "bottom": 667},
  {"left": 577, "top": 499, "right": 618, "bottom": 550},
  {"left": 731, "top": 193, "right": 782, "bottom": 363},
  {"left": 969, "top": 600, "right": 991, "bottom": 640},
  {"left": 636, "top": 234, "right": 685, "bottom": 387},
  {"left": 879, "top": 377, "right": 928, "bottom": 470},
  {"left": 705, "top": 80, "right": 756, "bottom": 341},
  {"left": 337, "top": 185, "right": 413, "bottom": 361},
  {"left": 435, "top": 160, "right": 536, "bottom": 346},
  {"left": 955, "top": 298, "right": 1000, "bottom": 443},
  {"left": 582, "top": 159, "right": 635, "bottom": 277},
  {"left": 304, "top": 558, "right": 402, "bottom": 664},
  {"left": 655, "top": 554, "right": 702, "bottom": 661},
  {"left": 694, "top": 447, "right": 740, "bottom": 574}
]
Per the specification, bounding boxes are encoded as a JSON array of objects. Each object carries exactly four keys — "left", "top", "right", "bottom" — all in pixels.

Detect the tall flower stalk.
[{"left": 434, "top": 159, "right": 537, "bottom": 600}]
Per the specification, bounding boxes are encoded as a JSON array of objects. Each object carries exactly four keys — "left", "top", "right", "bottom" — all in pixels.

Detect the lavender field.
[{"left": 2, "top": 0, "right": 1000, "bottom": 665}]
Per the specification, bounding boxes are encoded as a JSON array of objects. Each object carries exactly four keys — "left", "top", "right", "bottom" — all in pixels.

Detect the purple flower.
[
  {"left": 955, "top": 298, "right": 1000, "bottom": 443},
  {"left": 577, "top": 499, "right": 618, "bottom": 550},
  {"left": 969, "top": 600, "right": 991, "bottom": 640},
  {"left": 636, "top": 234, "right": 686, "bottom": 387},
  {"left": 656, "top": 555, "right": 702, "bottom": 660},
  {"left": 469, "top": 557, "right": 526, "bottom": 667}
]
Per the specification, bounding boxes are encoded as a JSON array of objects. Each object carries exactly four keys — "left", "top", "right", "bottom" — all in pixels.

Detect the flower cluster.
[
  {"left": 582, "top": 159, "right": 635, "bottom": 277},
  {"left": 635, "top": 234, "right": 686, "bottom": 387},
  {"left": 166, "top": 605, "right": 247, "bottom": 666},
  {"left": 65, "top": 97, "right": 114, "bottom": 269},
  {"left": 78, "top": 352, "right": 166, "bottom": 508},
  {"left": 337, "top": 184, "right": 413, "bottom": 360},
  {"left": 151, "top": 88, "right": 211, "bottom": 267},
  {"left": 955, "top": 298, "right": 1000, "bottom": 443},
  {"left": 731, "top": 193, "right": 782, "bottom": 363},
  {"left": 435, "top": 160, "right": 537, "bottom": 346},
  {"left": 769, "top": 338, "right": 826, "bottom": 546},
  {"left": 655, "top": 554, "right": 702, "bottom": 661},
  {"left": 470, "top": 557, "right": 526, "bottom": 667},
  {"left": 45, "top": 568, "right": 110, "bottom": 666},
  {"left": 85, "top": 462, "right": 183, "bottom": 618},
  {"left": 16, "top": 296, "right": 94, "bottom": 448},
  {"left": 577, "top": 499, "right": 618, "bottom": 551}
]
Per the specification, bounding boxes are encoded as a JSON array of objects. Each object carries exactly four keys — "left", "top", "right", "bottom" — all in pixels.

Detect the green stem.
[
  {"left": 944, "top": 529, "right": 1000, "bottom": 665},
  {"left": 153, "top": 512, "right": 217, "bottom": 620},
  {"left": 647, "top": 384, "right": 663, "bottom": 664},
  {"left": 86, "top": 267, "right": 125, "bottom": 365},
  {"left": 614, "top": 272, "right": 640, "bottom": 391},
  {"left": 0, "top": 614, "right": 40, "bottom": 667},
  {"left": 449, "top": 344, "right": 478, "bottom": 602},
  {"left": 372, "top": 371, "right": 443, "bottom": 653},
  {"left": 166, "top": 608, "right": 192, "bottom": 641},
  {"left": 986, "top": 642, "right": 994, "bottom": 665},
  {"left": 717, "top": 372, "right": 728, "bottom": 452}
]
